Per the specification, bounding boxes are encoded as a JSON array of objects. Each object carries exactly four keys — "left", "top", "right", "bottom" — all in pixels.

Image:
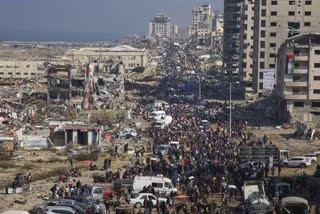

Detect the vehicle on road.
[
  {"left": 302, "top": 154, "right": 317, "bottom": 163},
  {"left": 169, "top": 141, "right": 180, "bottom": 150},
  {"left": 281, "top": 156, "right": 311, "bottom": 168},
  {"left": 102, "top": 185, "right": 115, "bottom": 199},
  {"left": 156, "top": 144, "right": 170, "bottom": 155},
  {"left": 32, "top": 199, "right": 84, "bottom": 214},
  {"left": 275, "top": 196, "right": 310, "bottom": 214},
  {"left": 129, "top": 193, "right": 167, "bottom": 208},
  {"left": 238, "top": 161, "right": 265, "bottom": 172},
  {"left": 43, "top": 206, "right": 77, "bottom": 214},
  {"left": 243, "top": 180, "right": 272, "bottom": 213},
  {"left": 72, "top": 197, "right": 106, "bottom": 214},
  {"left": 133, "top": 176, "right": 177, "bottom": 196}
]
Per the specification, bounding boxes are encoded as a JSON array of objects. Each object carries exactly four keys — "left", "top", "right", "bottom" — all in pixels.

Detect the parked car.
[
  {"left": 281, "top": 156, "right": 311, "bottom": 168},
  {"left": 113, "top": 179, "right": 133, "bottom": 192},
  {"left": 155, "top": 144, "right": 170, "bottom": 155},
  {"left": 32, "top": 199, "right": 84, "bottom": 214},
  {"left": 238, "top": 161, "right": 265, "bottom": 172},
  {"left": 87, "top": 185, "right": 104, "bottom": 200},
  {"left": 169, "top": 141, "right": 180, "bottom": 150},
  {"left": 119, "top": 128, "right": 138, "bottom": 138},
  {"left": 3, "top": 211, "right": 30, "bottom": 214},
  {"left": 102, "top": 185, "right": 114, "bottom": 199},
  {"left": 72, "top": 197, "right": 106, "bottom": 214},
  {"left": 43, "top": 206, "right": 77, "bottom": 214},
  {"left": 302, "top": 154, "right": 317, "bottom": 163},
  {"left": 129, "top": 193, "right": 167, "bottom": 208},
  {"left": 200, "top": 120, "right": 210, "bottom": 127}
]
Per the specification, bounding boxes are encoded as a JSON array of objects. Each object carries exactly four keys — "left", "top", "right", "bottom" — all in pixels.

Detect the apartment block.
[
  {"left": 252, "top": 0, "right": 320, "bottom": 97},
  {"left": 70, "top": 45, "right": 148, "bottom": 71},
  {"left": 149, "top": 14, "right": 171, "bottom": 38},
  {"left": 278, "top": 33, "right": 320, "bottom": 123},
  {"left": 189, "top": 4, "right": 214, "bottom": 39},
  {"left": 0, "top": 61, "right": 46, "bottom": 80},
  {"left": 223, "top": 0, "right": 242, "bottom": 74},
  {"left": 239, "top": 0, "right": 255, "bottom": 99}
]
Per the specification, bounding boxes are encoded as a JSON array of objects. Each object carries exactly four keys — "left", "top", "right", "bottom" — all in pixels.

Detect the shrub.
[
  {"left": 21, "top": 163, "right": 36, "bottom": 170},
  {"left": 0, "top": 152, "right": 13, "bottom": 161},
  {"left": 73, "top": 152, "right": 100, "bottom": 162},
  {"left": 34, "top": 167, "right": 69, "bottom": 181},
  {"left": 0, "top": 161, "right": 16, "bottom": 169},
  {"left": 47, "top": 157, "right": 64, "bottom": 163}
]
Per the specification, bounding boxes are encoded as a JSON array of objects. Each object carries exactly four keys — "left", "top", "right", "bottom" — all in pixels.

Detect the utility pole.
[
  {"left": 199, "top": 75, "right": 201, "bottom": 99},
  {"left": 229, "top": 83, "right": 232, "bottom": 144}
]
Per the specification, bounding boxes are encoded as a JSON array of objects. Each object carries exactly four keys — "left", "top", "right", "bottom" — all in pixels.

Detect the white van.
[
  {"left": 169, "top": 141, "right": 180, "bottom": 150},
  {"left": 149, "top": 111, "right": 166, "bottom": 120},
  {"left": 133, "top": 176, "right": 177, "bottom": 196},
  {"left": 87, "top": 185, "right": 104, "bottom": 200},
  {"left": 154, "top": 116, "right": 173, "bottom": 129},
  {"left": 154, "top": 100, "right": 170, "bottom": 109}
]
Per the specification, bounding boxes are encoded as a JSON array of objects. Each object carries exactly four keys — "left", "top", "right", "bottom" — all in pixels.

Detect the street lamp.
[{"left": 228, "top": 81, "right": 240, "bottom": 144}]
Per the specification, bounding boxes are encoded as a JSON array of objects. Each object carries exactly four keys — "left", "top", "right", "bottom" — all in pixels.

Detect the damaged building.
[
  {"left": 278, "top": 33, "right": 320, "bottom": 123},
  {"left": 47, "top": 64, "right": 71, "bottom": 101},
  {"left": 49, "top": 121, "right": 101, "bottom": 146}
]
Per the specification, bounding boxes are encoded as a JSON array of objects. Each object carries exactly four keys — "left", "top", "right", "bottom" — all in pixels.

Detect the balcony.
[
  {"left": 284, "top": 92, "right": 307, "bottom": 100},
  {"left": 285, "top": 80, "right": 308, "bottom": 87},
  {"left": 295, "top": 55, "right": 308, "bottom": 61},
  {"left": 294, "top": 68, "right": 308, "bottom": 74}
]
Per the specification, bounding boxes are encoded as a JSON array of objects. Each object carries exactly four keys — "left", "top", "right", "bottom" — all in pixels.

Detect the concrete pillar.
[
  {"left": 65, "top": 130, "right": 68, "bottom": 146},
  {"left": 72, "top": 130, "right": 78, "bottom": 145},
  {"left": 98, "top": 129, "right": 101, "bottom": 145},
  {"left": 87, "top": 130, "right": 93, "bottom": 146}
]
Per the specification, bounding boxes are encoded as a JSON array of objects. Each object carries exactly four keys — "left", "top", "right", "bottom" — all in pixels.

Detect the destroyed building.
[
  {"left": 47, "top": 64, "right": 71, "bottom": 101},
  {"left": 49, "top": 121, "right": 101, "bottom": 146}
]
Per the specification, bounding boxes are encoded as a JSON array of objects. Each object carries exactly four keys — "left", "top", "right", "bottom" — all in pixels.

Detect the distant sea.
[{"left": 0, "top": 32, "right": 143, "bottom": 42}]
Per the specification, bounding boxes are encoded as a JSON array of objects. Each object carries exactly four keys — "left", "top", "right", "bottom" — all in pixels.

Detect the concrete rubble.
[{"left": 0, "top": 59, "right": 128, "bottom": 151}]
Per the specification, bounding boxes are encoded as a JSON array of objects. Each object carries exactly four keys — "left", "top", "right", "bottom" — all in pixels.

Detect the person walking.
[
  {"left": 271, "top": 166, "right": 275, "bottom": 178},
  {"left": 69, "top": 157, "right": 73, "bottom": 167},
  {"left": 50, "top": 184, "right": 58, "bottom": 199},
  {"left": 26, "top": 173, "right": 32, "bottom": 186},
  {"left": 278, "top": 166, "right": 281, "bottom": 177},
  {"left": 156, "top": 198, "right": 161, "bottom": 214},
  {"left": 117, "top": 186, "right": 122, "bottom": 201}
]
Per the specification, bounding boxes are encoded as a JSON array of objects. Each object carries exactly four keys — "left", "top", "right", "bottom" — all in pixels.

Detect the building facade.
[
  {"left": 252, "top": 0, "right": 320, "bottom": 97},
  {"left": 149, "top": 14, "right": 171, "bottom": 37},
  {"left": 189, "top": 4, "right": 214, "bottom": 39},
  {"left": 0, "top": 61, "right": 46, "bottom": 80},
  {"left": 239, "top": 0, "right": 255, "bottom": 99},
  {"left": 278, "top": 34, "right": 320, "bottom": 123},
  {"left": 223, "top": 0, "right": 242, "bottom": 74},
  {"left": 70, "top": 45, "right": 148, "bottom": 70}
]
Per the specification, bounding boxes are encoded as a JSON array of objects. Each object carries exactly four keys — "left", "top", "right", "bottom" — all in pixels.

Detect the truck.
[
  {"left": 133, "top": 176, "right": 177, "bottom": 196},
  {"left": 276, "top": 196, "right": 310, "bottom": 214},
  {"left": 243, "top": 180, "right": 272, "bottom": 214},
  {"left": 238, "top": 145, "right": 289, "bottom": 165},
  {"left": 153, "top": 116, "right": 173, "bottom": 129},
  {"left": 153, "top": 100, "right": 170, "bottom": 110}
]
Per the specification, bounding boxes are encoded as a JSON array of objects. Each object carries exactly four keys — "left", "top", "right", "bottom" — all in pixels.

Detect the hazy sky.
[{"left": 0, "top": 0, "right": 223, "bottom": 38}]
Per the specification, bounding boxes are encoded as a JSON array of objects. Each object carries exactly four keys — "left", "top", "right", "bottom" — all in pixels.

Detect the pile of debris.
[{"left": 232, "top": 92, "right": 281, "bottom": 125}]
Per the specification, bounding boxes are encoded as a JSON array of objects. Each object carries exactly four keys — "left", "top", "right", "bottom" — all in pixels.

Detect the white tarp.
[{"left": 263, "top": 69, "right": 275, "bottom": 90}]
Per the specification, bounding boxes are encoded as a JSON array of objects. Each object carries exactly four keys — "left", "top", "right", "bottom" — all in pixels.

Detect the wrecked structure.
[
  {"left": 49, "top": 121, "right": 101, "bottom": 146},
  {"left": 47, "top": 64, "right": 71, "bottom": 101},
  {"left": 69, "top": 45, "right": 148, "bottom": 72}
]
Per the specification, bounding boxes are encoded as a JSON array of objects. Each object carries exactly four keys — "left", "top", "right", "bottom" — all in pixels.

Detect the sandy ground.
[
  {"left": 1, "top": 68, "right": 320, "bottom": 212},
  {"left": 1, "top": 125, "right": 319, "bottom": 212}
]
